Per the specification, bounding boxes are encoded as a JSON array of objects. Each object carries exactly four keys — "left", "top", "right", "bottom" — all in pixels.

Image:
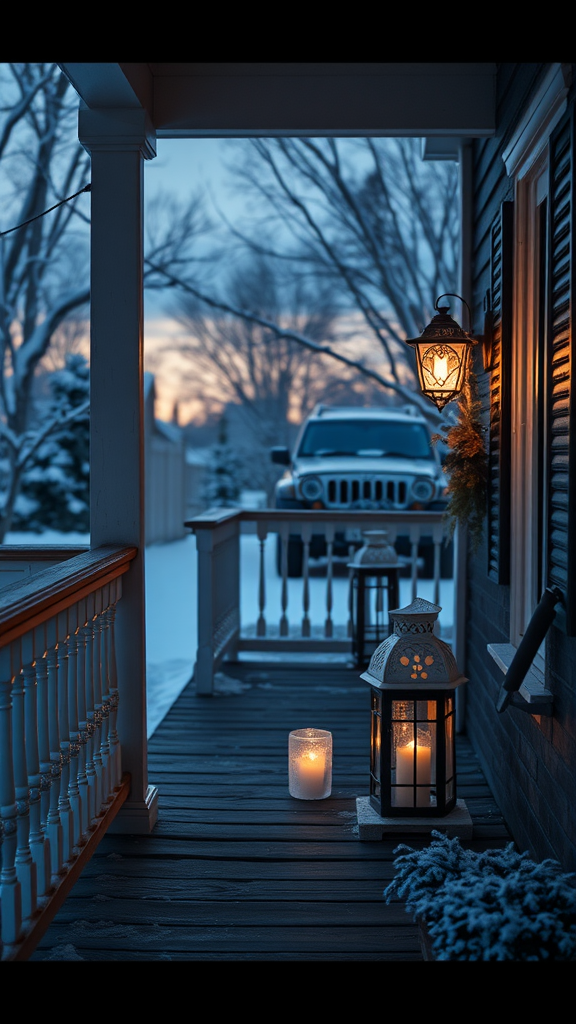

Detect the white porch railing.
[
  {"left": 0, "top": 545, "right": 136, "bottom": 961},
  {"left": 187, "top": 509, "right": 459, "bottom": 696}
]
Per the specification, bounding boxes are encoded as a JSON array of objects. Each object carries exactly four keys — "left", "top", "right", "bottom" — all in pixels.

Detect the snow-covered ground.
[{"left": 4, "top": 530, "right": 454, "bottom": 738}]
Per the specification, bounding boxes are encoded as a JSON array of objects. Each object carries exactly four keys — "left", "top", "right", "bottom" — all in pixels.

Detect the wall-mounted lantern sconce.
[{"left": 406, "top": 294, "right": 478, "bottom": 411}]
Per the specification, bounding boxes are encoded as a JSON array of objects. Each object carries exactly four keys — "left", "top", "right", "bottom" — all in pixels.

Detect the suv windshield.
[{"left": 297, "top": 420, "right": 433, "bottom": 459}]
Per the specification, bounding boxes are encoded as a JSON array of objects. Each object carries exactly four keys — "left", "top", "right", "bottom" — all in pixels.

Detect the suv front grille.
[{"left": 325, "top": 475, "right": 408, "bottom": 508}]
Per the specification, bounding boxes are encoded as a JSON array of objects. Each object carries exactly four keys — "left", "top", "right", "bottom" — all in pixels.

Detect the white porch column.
[{"left": 78, "top": 108, "right": 158, "bottom": 832}]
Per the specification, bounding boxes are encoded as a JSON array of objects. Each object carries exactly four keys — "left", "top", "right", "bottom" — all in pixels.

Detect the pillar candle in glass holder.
[{"left": 289, "top": 728, "right": 332, "bottom": 800}]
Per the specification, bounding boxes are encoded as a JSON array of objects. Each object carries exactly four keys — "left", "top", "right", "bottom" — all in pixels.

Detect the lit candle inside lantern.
[
  {"left": 394, "top": 739, "right": 432, "bottom": 808},
  {"left": 433, "top": 352, "right": 449, "bottom": 385},
  {"left": 289, "top": 728, "right": 332, "bottom": 800}
]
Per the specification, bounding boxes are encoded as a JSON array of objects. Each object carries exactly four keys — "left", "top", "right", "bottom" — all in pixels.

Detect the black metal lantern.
[
  {"left": 406, "top": 294, "right": 477, "bottom": 411},
  {"left": 360, "top": 598, "right": 467, "bottom": 819},
  {"left": 348, "top": 530, "right": 400, "bottom": 668}
]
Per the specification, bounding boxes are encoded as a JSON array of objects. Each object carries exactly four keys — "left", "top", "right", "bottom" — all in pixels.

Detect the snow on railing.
[
  {"left": 0, "top": 545, "right": 136, "bottom": 961},
  {"left": 187, "top": 509, "right": 457, "bottom": 695}
]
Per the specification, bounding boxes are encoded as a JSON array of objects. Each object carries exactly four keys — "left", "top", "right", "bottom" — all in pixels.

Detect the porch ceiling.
[{"left": 58, "top": 62, "right": 497, "bottom": 144}]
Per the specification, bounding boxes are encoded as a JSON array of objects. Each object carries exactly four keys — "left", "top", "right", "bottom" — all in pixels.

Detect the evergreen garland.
[{"left": 432, "top": 366, "right": 488, "bottom": 552}]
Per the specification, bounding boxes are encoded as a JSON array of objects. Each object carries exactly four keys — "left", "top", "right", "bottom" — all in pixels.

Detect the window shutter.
[
  {"left": 547, "top": 109, "right": 576, "bottom": 634},
  {"left": 487, "top": 201, "right": 513, "bottom": 584}
]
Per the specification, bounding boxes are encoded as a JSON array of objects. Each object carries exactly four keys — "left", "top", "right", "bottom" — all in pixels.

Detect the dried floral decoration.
[{"left": 432, "top": 367, "right": 488, "bottom": 551}]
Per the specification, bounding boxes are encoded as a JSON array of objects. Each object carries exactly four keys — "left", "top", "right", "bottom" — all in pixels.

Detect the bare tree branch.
[{"left": 146, "top": 256, "right": 440, "bottom": 425}]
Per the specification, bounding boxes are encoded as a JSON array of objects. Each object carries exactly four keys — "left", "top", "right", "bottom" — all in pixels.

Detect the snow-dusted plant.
[
  {"left": 384, "top": 831, "right": 576, "bottom": 961},
  {"left": 202, "top": 414, "right": 242, "bottom": 509},
  {"left": 13, "top": 353, "right": 90, "bottom": 533}
]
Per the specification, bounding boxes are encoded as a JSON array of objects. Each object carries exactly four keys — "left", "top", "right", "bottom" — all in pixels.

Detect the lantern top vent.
[
  {"left": 407, "top": 305, "right": 475, "bottom": 348},
  {"left": 406, "top": 294, "right": 477, "bottom": 350},
  {"left": 389, "top": 598, "right": 440, "bottom": 635},
  {"left": 348, "top": 529, "right": 398, "bottom": 568},
  {"left": 361, "top": 597, "right": 467, "bottom": 690}
]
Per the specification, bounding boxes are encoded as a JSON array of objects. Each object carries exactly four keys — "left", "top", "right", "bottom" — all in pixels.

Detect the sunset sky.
[{"left": 144, "top": 138, "right": 255, "bottom": 423}]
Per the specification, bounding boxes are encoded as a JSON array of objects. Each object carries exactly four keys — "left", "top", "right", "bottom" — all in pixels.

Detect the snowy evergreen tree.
[
  {"left": 202, "top": 414, "right": 242, "bottom": 508},
  {"left": 13, "top": 354, "right": 90, "bottom": 533}
]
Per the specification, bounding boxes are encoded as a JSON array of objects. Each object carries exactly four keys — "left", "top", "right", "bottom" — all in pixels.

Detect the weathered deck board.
[{"left": 28, "top": 661, "right": 512, "bottom": 962}]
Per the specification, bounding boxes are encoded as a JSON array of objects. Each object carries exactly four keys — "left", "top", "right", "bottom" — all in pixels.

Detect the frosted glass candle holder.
[{"left": 289, "top": 728, "right": 332, "bottom": 800}]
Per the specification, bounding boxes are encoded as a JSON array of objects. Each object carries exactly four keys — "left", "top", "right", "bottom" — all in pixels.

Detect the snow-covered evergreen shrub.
[
  {"left": 384, "top": 831, "right": 576, "bottom": 961},
  {"left": 202, "top": 414, "right": 241, "bottom": 508},
  {"left": 13, "top": 353, "right": 90, "bottom": 533}
]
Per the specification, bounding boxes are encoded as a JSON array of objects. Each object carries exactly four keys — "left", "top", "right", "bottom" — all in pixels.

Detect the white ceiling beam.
[{"left": 59, "top": 62, "right": 497, "bottom": 139}]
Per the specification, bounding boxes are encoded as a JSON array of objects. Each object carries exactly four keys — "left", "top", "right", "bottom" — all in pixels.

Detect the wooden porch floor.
[{"left": 29, "top": 659, "right": 512, "bottom": 962}]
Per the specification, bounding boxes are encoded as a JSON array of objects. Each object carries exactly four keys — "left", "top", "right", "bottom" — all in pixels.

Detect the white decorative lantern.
[
  {"left": 361, "top": 598, "right": 467, "bottom": 817},
  {"left": 348, "top": 530, "right": 400, "bottom": 667}
]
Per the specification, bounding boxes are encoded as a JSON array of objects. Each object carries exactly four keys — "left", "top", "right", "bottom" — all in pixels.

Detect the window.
[{"left": 509, "top": 156, "right": 549, "bottom": 677}]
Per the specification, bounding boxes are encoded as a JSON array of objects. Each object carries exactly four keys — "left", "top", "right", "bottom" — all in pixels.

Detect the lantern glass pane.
[
  {"left": 422, "top": 723, "right": 437, "bottom": 808},
  {"left": 415, "top": 340, "right": 470, "bottom": 409},
  {"left": 370, "top": 690, "right": 382, "bottom": 791},
  {"left": 417, "top": 699, "right": 436, "bottom": 721},
  {"left": 445, "top": 703, "right": 454, "bottom": 779},
  {"left": 392, "top": 699, "right": 413, "bottom": 721},
  {"left": 371, "top": 709, "right": 381, "bottom": 783},
  {"left": 391, "top": 712, "right": 435, "bottom": 810}
]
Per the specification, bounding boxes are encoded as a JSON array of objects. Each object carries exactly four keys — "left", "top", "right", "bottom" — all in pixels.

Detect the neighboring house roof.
[
  {"left": 144, "top": 371, "right": 183, "bottom": 447},
  {"left": 155, "top": 420, "right": 183, "bottom": 445}
]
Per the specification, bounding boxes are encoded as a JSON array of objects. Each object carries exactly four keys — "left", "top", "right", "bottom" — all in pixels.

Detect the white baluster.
[
  {"left": 409, "top": 524, "right": 420, "bottom": 601},
  {"left": 279, "top": 522, "right": 289, "bottom": 637},
  {"left": 74, "top": 599, "right": 90, "bottom": 839},
  {"left": 35, "top": 646, "right": 51, "bottom": 832},
  {"left": 256, "top": 522, "right": 267, "bottom": 637},
  {"left": 65, "top": 610, "right": 84, "bottom": 850},
  {"left": 81, "top": 604, "right": 98, "bottom": 825},
  {"left": 106, "top": 580, "right": 121, "bottom": 790},
  {"left": 93, "top": 592, "right": 111, "bottom": 804},
  {"left": 347, "top": 544, "right": 355, "bottom": 637},
  {"left": 99, "top": 587, "right": 113, "bottom": 801},
  {"left": 11, "top": 655, "right": 37, "bottom": 920},
  {"left": 432, "top": 521, "right": 443, "bottom": 612},
  {"left": 90, "top": 603, "right": 105, "bottom": 815},
  {"left": 0, "top": 642, "right": 22, "bottom": 947},
  {"left": 56, "top": 610, "right": 74, "bottom": 864},
  {"left": 301, "top": 522, "right": 312, "bottom": 637},
  {"left": 324, "top": 523, "right": 334, "bottom": 638},
  {"left": 21, "top": 630, "right": 51, "bottom": 898},
  {"left": 44, "top": 626, "right": 65, "bottom": 882}
]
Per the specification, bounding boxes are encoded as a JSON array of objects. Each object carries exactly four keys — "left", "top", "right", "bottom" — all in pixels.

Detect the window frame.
[
  {"left": 509, "top": 155, "right": 549, "bottom": 677},
  {"left": 487, "top": 65, "right": 569, "bottom": 696}
]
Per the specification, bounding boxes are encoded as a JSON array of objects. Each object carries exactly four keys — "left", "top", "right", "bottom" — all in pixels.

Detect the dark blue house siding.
[{"left": 464, "top": 64, "right": 576, "bottom": 871}]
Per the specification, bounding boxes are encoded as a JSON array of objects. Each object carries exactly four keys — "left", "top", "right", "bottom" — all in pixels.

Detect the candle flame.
[{"left": 433, "top": 353, "right": 449, "bottom": 385}]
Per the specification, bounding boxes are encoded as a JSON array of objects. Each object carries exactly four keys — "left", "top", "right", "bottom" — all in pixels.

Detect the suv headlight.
[
  {"left": 411, "top": 477, "right": 436, "bottom": 503},
  {"left": 299, "top": 475, "right": 324, "bottom": 501}
]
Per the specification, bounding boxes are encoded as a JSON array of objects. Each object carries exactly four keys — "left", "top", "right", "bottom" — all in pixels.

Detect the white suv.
[{"left": 271, "top": 404, "right": 450, "bottom": 577}]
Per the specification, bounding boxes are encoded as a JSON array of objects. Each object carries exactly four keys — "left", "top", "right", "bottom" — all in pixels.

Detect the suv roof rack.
[{"left": 311, "top": 402, "right": 423, "bottom": 418}]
